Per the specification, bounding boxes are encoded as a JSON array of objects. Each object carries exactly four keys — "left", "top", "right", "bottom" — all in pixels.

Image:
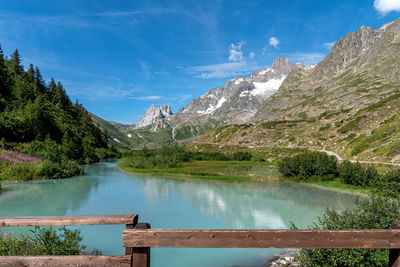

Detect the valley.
[{"left": 103, "top": 18, "right": 400, "bottom": 168}]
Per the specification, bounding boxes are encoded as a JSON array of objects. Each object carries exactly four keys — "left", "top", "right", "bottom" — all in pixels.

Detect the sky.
[{"left": 0, "top": 0, "right": 399, "bottom": 124}]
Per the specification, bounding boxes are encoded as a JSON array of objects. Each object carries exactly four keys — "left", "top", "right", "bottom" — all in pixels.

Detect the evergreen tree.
[
  {"left": 27, "top": 64, "right": 35, "bottom": 82},
  {"left": 48, "top": 78, "right": 57, "bottom": 95},
  {"left": 53, "top": 81, "right": 70, "bottom": 110},
  {"left": 0, "top": 44, "right": 10, "bottom": 102},
  {"left": 10, "top": 49, "right": 23, "bottom": 74},
  {"left": 34, "top": 66, "right": 45, "bottom": 95}
]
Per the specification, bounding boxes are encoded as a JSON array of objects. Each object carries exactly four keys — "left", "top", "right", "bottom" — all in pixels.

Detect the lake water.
[{"left": 0, "top": 162, "right": 358, "bottom": 266}]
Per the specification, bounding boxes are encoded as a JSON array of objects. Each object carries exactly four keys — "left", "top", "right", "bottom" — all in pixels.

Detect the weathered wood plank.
[
  {"left": 124, "top": 215, "right": 139, "bottom": 255},
  {"left": 390, "top": 221, "right": 400, "bottom": 267},
  {"left": 123, "top": 229, "right": 400, "bottom": 249},
  {"left": 0, "top": 215, "right": 137, "bottom": 227},
  {"left": 0, "top": 255, "right": 132, "bottom": 267},
  {"left": 131, "top": 223, "right": 151, "bottom": 267}
]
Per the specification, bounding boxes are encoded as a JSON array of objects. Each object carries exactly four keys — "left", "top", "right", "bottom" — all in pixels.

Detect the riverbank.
[
  {"left": 118, "top": 160, "right": 278, "bottom": 183},
  {"left": 118, "top": 158, "right": 369, "bottom": 196}
]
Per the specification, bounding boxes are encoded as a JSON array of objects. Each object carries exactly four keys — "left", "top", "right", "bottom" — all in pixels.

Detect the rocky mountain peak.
[
  {"left": 176, "top": 57, "right": 307, "bottom": 125},
  {"left": 135, "top": 104, "right": 173, "bottom": 129},
  {"left": 271, "top": 57, "right": 292, "bottom": 70}
]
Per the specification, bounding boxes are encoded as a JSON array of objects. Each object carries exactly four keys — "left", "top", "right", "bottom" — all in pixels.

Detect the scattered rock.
[{"left": 264, "top": 252, "right": 302, "bottom": 267}]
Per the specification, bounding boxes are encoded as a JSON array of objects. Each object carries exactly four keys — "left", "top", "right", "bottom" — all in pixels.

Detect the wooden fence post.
[
  {"left": 389, "top": 221, "right": 400, "bottom": 267},
  {"left": 125, "top": 215, "right": 138, "bottom": 256},
  {"left": 130, "top": 223, "right": 151, "bottom": 267}
]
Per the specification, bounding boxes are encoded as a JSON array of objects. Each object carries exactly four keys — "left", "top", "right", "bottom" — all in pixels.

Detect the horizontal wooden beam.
[
  {"left": 0, "top": 214, "right": 137, "bottom": 227},
  {"left": 123, "top": 229, "right": 400, "bottom": 249},
  {"left": 0, "top": 255, "right": 132, "bottom": 266}
]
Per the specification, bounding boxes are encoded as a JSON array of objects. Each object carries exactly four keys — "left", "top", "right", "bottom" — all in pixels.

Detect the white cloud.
[
  {"left": 187, "top": 61, "right": 262, "bottom": 79},
  {"left": 287, "top": 52, "right": 326, "bottom": 65},
  {"left": 269, "top": 37, "right": 280, "bottom": 48},
  {"left": 323, "top": 42, "right": 336, "bottom": 50},
  {"left": 374, "top": 0, "right": 400, "bottom": 15},
  {"left": 228, "top": 41, "right": 246, "bottom": 62},
  {"left": 249, "top": 52, "right": 255, "bottom": 58},
  {"left": 154, "top": 69, "right": 170, "bottom": 76},
  {"left": 130, "top": 96, "right": 162, "bottom": 100}
]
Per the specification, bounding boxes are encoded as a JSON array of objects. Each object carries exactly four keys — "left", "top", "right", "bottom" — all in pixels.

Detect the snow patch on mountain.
[
  {"left": 235, "top": 78, "right": 244, "bottom": 85},
  {"left": 197, "top": 97, "right": 227, "bottom": 114},
  {"left": 251, "top": 77, "right": 286, "bottom": 96}
]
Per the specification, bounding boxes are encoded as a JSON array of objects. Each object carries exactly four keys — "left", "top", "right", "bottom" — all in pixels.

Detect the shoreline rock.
[{"left": 264, "top": 251, "right": 301, "bottom": 267}]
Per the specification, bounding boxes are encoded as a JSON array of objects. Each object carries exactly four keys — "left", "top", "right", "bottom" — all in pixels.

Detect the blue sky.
[{"left": 0, "top": 0, "right": 399, "bottom": 124}]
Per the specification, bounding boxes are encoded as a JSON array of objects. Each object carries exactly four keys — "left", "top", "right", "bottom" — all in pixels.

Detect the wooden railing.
[
  {"left": 0, "top": 215, "right": 138, "bottom": 267},
  {"left": 0, "top": 215, "right": 399, "bottom": 267}
]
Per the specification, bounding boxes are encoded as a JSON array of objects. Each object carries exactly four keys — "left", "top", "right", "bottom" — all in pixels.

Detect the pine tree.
[
  {"left": 52, "top": 81, "right": 70, "bottom": 110},
  {"left": 34, "top": 66, "right": 45, "bottom": 95},
  {"left": 27, "top": 64, "right": 35, "bottom": 82},
  {"left": 48, "top": 78, "right": 57, "bottom": 95},
  {"left": 10, "top": 49, "right": 23, "bottom": 74},
  {"left": 0, "top": 44, "right": 10, "bottom": 100}
]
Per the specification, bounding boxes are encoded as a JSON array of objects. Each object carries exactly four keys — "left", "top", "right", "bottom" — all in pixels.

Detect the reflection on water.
[{"left": 0, "top": 162, "right": 358, "bottom": 267}]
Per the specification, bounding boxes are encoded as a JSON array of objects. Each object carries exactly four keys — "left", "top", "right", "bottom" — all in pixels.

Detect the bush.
[
  {"left": 125, "top": 145, "right": 189, "bottom": 169},
  {"left": 39, "top": 160, "right": 82, "bottom": 179},
  {"left": 292, "top": 196, "right": 400, "bottom": 266},
  {"left": 190, "top": 151, "right": 229, "bottom": 161},
  {"left": 0, "top": 163, "right": 41, "bottom": 180},
  {"left": 278, "top": 151, "right": 338, "bottom": 179},
  {"left": 338, "top": 161, "right": 378, "bottom": 187},
  {"left": 0, "top": 226, "right": 101, "bottom": 256},
  {"left": 230, "top": 151, "right": 252, "bottom": 161},
  {"left": 372, "top": 168, "right": 400, "bottom": 199}
]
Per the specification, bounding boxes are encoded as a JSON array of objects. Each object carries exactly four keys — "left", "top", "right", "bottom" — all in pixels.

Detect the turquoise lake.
[{"left": 0, "top": 162, "right": 358, "bottom": 266}]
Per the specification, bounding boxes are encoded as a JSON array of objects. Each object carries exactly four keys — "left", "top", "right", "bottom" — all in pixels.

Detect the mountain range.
[
  {"left": 108, "top": 57, "right": 308, "bottom": 147},
  {"left": 98, "top": 18, "right": 400, "bottom": 163}
]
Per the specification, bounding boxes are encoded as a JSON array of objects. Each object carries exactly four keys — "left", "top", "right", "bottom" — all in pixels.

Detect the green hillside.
[{"left": 0, "top": 46, "right": 119, "bottom": 181}]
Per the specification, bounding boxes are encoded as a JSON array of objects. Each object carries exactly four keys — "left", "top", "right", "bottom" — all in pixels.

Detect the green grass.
[
  {"left": 337, "top": 115, "right": 366, "bottom": 134},
  {"left": 119, "top": 158, "right": 373, "bottom": 196},
  {"left": 356, "top": 91, "right": 400, "bottom": 114},
  {"left": 304, "top": 178, "right": 370, "bottom": 195},
  {"left": 119, "top": 160, "right": 280, "bottom": 184}
]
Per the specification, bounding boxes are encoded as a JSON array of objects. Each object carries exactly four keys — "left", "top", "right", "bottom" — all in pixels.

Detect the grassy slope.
[
  {"left": 193, "top": 90, "right": 400, "bottom": 163},
  {"left": 90, "top": 114, "right": 133, "bottom": 148}
]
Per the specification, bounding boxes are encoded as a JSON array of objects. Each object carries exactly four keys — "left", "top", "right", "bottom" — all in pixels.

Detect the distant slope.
[{"left": 90, "top": 114, "right": 133, "bottom": 148}]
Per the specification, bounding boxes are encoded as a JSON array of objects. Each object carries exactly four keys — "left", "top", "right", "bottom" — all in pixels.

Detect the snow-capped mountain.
[
  {"left": 121, "top": 57, "right": 307, "bottom": 145},
  {"left": 177, "top": 57, "right": 307, "bottom": 123}
]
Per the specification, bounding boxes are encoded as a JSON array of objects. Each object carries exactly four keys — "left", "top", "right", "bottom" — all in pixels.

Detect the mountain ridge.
[
  {"left": 118, "top": 57, "right": 307, "bottom": 147},
  {"left": 192, "top": 18, "right": 400, "bottom": 163}
]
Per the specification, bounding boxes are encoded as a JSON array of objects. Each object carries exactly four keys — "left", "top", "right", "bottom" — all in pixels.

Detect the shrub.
[
  {"left": 125, "top": 145, "right": 189, "bottom": 169},
  {"left": 39, "top": 160, "right": 82, "bottom": 179},
  {"left": 338, "top": 161, "right": 378, "bottom": 187},
  {"left": 0, "top": 226, "right": 101, "bottom": 256},
  {"left": 0, "top": 163, "right": 41, "bottom": 180},
  {"left": 292, "top": 196, "right": 400, "bottom": 266},
  {"left": 230, "top": 151, "right": 252, "bottom": 161},
  {"left": 372, "top": 168, "right": 400, "bottom": 199},
  {"left": 278, "top": 151, "right": 338, "bottom": 179}
]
